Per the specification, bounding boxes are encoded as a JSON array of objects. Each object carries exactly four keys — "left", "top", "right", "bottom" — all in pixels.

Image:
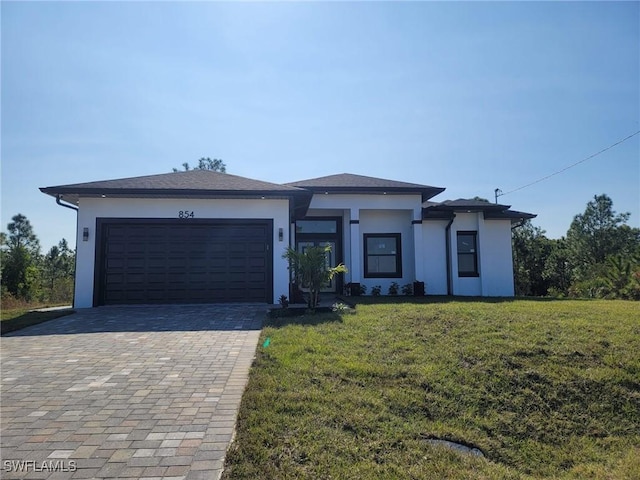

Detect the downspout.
[
  {"left": 54, "top": 195, "right": 78, "bottom": 308},
  {"left": 445, "top": 214, "right": 456, "bottom": 296},
  {"left": 56, "top": 194, "right": 78, "bottom": 211},
  {"left": 511, "top": 220, "right": 526, "bottom": 230}
]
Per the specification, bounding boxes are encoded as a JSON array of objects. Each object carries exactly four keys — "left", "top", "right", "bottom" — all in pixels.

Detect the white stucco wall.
[
  {"left": 306, "top": 195, "right": 422, "bottom": 290},
  {"left": 308, "top": 193, "right": 422, "bottom": 211},
  {"left": 479, "top": 220, "right": 515, "bottom": 296},
  {"left": 450, "top": 213, "right": 482, "bottom": 296},
  {"left": 359, "top": 209, "right": 415, "bottom": 294},
  {"left": 422, "top": 221, "right": 448, "bottom": 295},
  {"left": 74, "top": 197, "right": 291, "bottom": 307},
  {"left": 445, "top": 213, "right": 515, "bottom": 297}
]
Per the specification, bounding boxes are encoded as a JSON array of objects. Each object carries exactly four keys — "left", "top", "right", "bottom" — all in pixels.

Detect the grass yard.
[
  {"left": 1, "top": 307, "right": 74, "bottom": 335},
  {"left": 223, "top": 299, "right": 640, "bottom": 479}
]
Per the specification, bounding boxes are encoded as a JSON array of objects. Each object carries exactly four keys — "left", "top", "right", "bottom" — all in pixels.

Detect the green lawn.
[
  {"left": 1, "top": 307, "right": 75, "bottom": 335},
  {"left": 223, "top": 299, "right": 640, "bottom": 479}
]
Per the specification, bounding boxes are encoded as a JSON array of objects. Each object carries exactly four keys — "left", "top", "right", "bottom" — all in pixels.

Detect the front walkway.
[{"left": 1, "top": 304, "right": 265, "bottom": 480}]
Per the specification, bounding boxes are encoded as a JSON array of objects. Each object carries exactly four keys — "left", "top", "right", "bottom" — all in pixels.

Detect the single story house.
[{"left": 40, "top": 171, "right": 535, "bottom": 307}]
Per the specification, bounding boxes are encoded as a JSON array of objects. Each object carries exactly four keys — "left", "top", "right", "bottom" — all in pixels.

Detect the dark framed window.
[
  {"left": 457, "top": 231, "right": 479, "bottom": 277},
  {"left": 364, "top": 233, "right": 402, "bottom": 278},
  {"left": 295, "top": 219, "right": 338, "bottom": 234}
]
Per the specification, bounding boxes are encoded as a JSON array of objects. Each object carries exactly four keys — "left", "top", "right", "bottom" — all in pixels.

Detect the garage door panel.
[
  {"left": 124, "top": 258, "right": 145, "bottom": 268},
  {"left": 98, "top": 220, "right": 272, "bottom": 305},
  {"left": 147, "top": 273, "right": 166, "bottom": 283},
  {"left": 125, "top": 273, "right": 145, "bottom": 284},
  {"left": 248, "top": 243, "right": 267, "bottom": 252}
]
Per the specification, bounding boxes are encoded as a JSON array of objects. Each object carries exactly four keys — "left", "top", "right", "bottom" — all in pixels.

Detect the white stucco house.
[{"left": 40, "top": 171, "right": 535, "bottom": 308}]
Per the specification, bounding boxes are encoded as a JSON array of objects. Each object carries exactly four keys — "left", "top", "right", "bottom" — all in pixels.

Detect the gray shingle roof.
[
  {"left": 285, "top": 173, "right": 445, "bottom": 201},
  {"left": 422, "top": 198, "right": 536, "bottom": 223},
  {"left": 40, "top": 170, "right": 313, "bottom": 216},
  {"left": 42, "top": 170, "right": 304, "bottom": 194},
  {"left": 424, "top": 198, "right": 510, "bottom": 210}
]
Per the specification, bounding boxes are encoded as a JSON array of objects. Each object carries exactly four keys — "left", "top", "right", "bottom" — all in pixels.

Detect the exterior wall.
[
  {"left": 446, "top": 213, "right": 515, "bottom": 297},
  {"left": 479, "top": 220, "right": 515, "bottom": 296},
  {"left": 359, "top": 209, "right": 414, "bottom": 294},
  {"left": 422, "top": 221, "right": 448, "bottom": 295},
  {"left": 75, "top": 197, "right": 291, "bottom": 307},
  {"left": 72, "top": 192, "right": 518, "bottom": 305},
  {"left": 302, "top": 195, "right": 517, "bottom": 297},
  {"left": 306, "top": 194, "right": 422, "bottom": 290},
  {"left": 308, "top": 193, "right": 421, "bottom": 211},
  {"left": 450, "top": 213, "right": 482, "bottom": 296}
]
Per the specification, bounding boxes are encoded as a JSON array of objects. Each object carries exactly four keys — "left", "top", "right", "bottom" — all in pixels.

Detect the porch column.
[{"left": 349, "top": 209, "right": 361, "bottom": 284}]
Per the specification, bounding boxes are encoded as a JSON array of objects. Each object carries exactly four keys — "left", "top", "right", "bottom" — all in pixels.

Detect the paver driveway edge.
[{"left": 0, "top": 305, "right": 265, "bottom": 480}]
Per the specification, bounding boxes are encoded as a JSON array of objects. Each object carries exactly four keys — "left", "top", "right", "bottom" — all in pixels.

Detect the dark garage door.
[{"left": 95, "top": 219, "right": 272, "bottom": 305}]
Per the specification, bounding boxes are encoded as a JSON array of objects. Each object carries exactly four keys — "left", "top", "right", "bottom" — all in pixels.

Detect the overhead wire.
[{"left": 498, "top": 130, "right": 640, "bottom": 198}]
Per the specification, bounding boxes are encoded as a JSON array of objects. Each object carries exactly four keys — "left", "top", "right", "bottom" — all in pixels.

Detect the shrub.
[
  {"left": 388, "top": 282, "right": 399, "bottom": 295},
  {"left": 278, "top": 295, "right": 289, "bottom": 308},
  {"left": 401, "top": 283, "right": 413, "bottom": 296}
]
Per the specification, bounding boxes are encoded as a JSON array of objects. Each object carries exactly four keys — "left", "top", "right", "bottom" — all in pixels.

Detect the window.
[
  {"left": 457, "top": 231, "right": 479, "bottom": 277},
  {"left": 364, "top": 233, "right": 402, "bottom": 278},
  {"left": 295, "top": 220, "right": 337, "bottom": 234}
]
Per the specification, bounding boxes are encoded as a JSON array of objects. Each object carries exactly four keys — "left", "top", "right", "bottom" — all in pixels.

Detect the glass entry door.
[
  {"left": 296, "top": 241, "right": 337, "bottom": 292},
  {"left": 294, "top": 217, "right": 342, "bottom": 294}
]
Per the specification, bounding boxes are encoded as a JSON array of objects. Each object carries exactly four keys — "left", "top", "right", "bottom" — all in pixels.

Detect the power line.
[{"left": 497, "top": 130, "right": 640, "bottom": 199}]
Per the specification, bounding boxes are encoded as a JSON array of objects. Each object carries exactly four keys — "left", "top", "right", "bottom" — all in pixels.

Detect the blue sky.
[{"left": 2, "top": 1, "right": 638, "bottom": 251}]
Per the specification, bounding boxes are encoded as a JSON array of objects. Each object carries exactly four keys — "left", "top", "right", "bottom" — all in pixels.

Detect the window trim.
[
  {"left": 363, "top": 233, "right": 402, "bottom": 278},
  {"left": 457, "top": 231, "right": 479, "bottom": 277}
]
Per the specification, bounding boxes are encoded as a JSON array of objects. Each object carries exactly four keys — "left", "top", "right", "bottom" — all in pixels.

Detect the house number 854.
[{"left": 178, "top": 210, "right": 195, "bottom": 218}]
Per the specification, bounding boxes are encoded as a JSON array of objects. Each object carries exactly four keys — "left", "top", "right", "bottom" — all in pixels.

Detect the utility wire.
[{"left": 498, "top": 130, "right": 640, "bottom": 198}]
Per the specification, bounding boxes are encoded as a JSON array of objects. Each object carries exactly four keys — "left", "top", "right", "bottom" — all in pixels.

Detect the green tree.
[
  {"left": 173, "top": 157, "right": 226, "bottom": 173},
  {"left": 602, "top": 253, "right": 640, "bottom": 299},
  {"left": 565, "top": 194, "right": 640, "bottom": 299},
  {"left": 42, "top": 239, "right": 75, "bottom": 303},
  {"left": 6, "top": 213, "right": 40, "bottom": 254},
  {"left": 1, "top": 214, "right": 41, "bottom": 300},
  {"left": 543, "top": 238, "right": 572, "bottom": 296},
  {"left": 512, "top": 220, "right": 553, "bottom": 296},
  {"left": 283, "top": 245, "right": 347, "bottom": 308},
  {"left": 566, "top": 194, "right": 637, "bottom": 279}
]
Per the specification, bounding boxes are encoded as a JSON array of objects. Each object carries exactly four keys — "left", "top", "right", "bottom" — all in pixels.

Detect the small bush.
[
  {"left": 278, "top": 295, "right": 289, "bottom": 308},
  {"left": 402, "top": 283, "right": 413, "bottom": 296},
  {"left": 388, "top": 282, "right": 399, "bottom": 295},
  {"left": 371, "top": 285, "right": 382, "bottom": 296}
]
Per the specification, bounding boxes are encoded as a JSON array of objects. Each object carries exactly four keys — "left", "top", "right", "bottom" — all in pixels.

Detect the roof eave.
[
  {"left": 301, "top": 185, "right": 445, "bottom": 201},
  {"left": 40, "top": 187, "right": 314, "bottom": 215},
  {"left": 484, "top": 211, "right": 537, "bottom": 223}
]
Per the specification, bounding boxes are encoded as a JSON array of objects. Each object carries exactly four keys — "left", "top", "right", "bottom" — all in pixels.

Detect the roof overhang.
[
  {"left": 299, "top": 185, "right": 446, "bottom": 202},
  {"left": 484, "top": 209, "right": 537, "bottom": 224},
  {"left": 422, "top": 201, "right": 536, "bottom": 224},
  {"left": 40, "top": 187, "right": 314, "bottom": 221}
]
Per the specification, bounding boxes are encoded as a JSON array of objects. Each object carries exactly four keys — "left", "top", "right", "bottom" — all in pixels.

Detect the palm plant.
[{"left": 283, "top": 245, "right": 347, "bottom": 309}]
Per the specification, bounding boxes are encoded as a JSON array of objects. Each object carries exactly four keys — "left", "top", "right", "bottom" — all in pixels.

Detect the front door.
[
  {"left": 297, "top": 241, "right": 337, "bottom": 292},
  {"left": 294, "top": 217, "right": 342, "bottom": 294}
]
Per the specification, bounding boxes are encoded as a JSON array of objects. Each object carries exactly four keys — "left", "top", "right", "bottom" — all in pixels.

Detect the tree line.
[
  {"left": 1, "top": 214, "right": 75, "bottom": 306},
  {"left": 513, "top": 194, "right": 640, "bottom": 299}
]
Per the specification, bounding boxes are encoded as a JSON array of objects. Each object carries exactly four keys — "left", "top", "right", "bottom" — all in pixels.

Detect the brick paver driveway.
[{"left": 1, "top": 305, "right": 265, "bottom": 480}]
